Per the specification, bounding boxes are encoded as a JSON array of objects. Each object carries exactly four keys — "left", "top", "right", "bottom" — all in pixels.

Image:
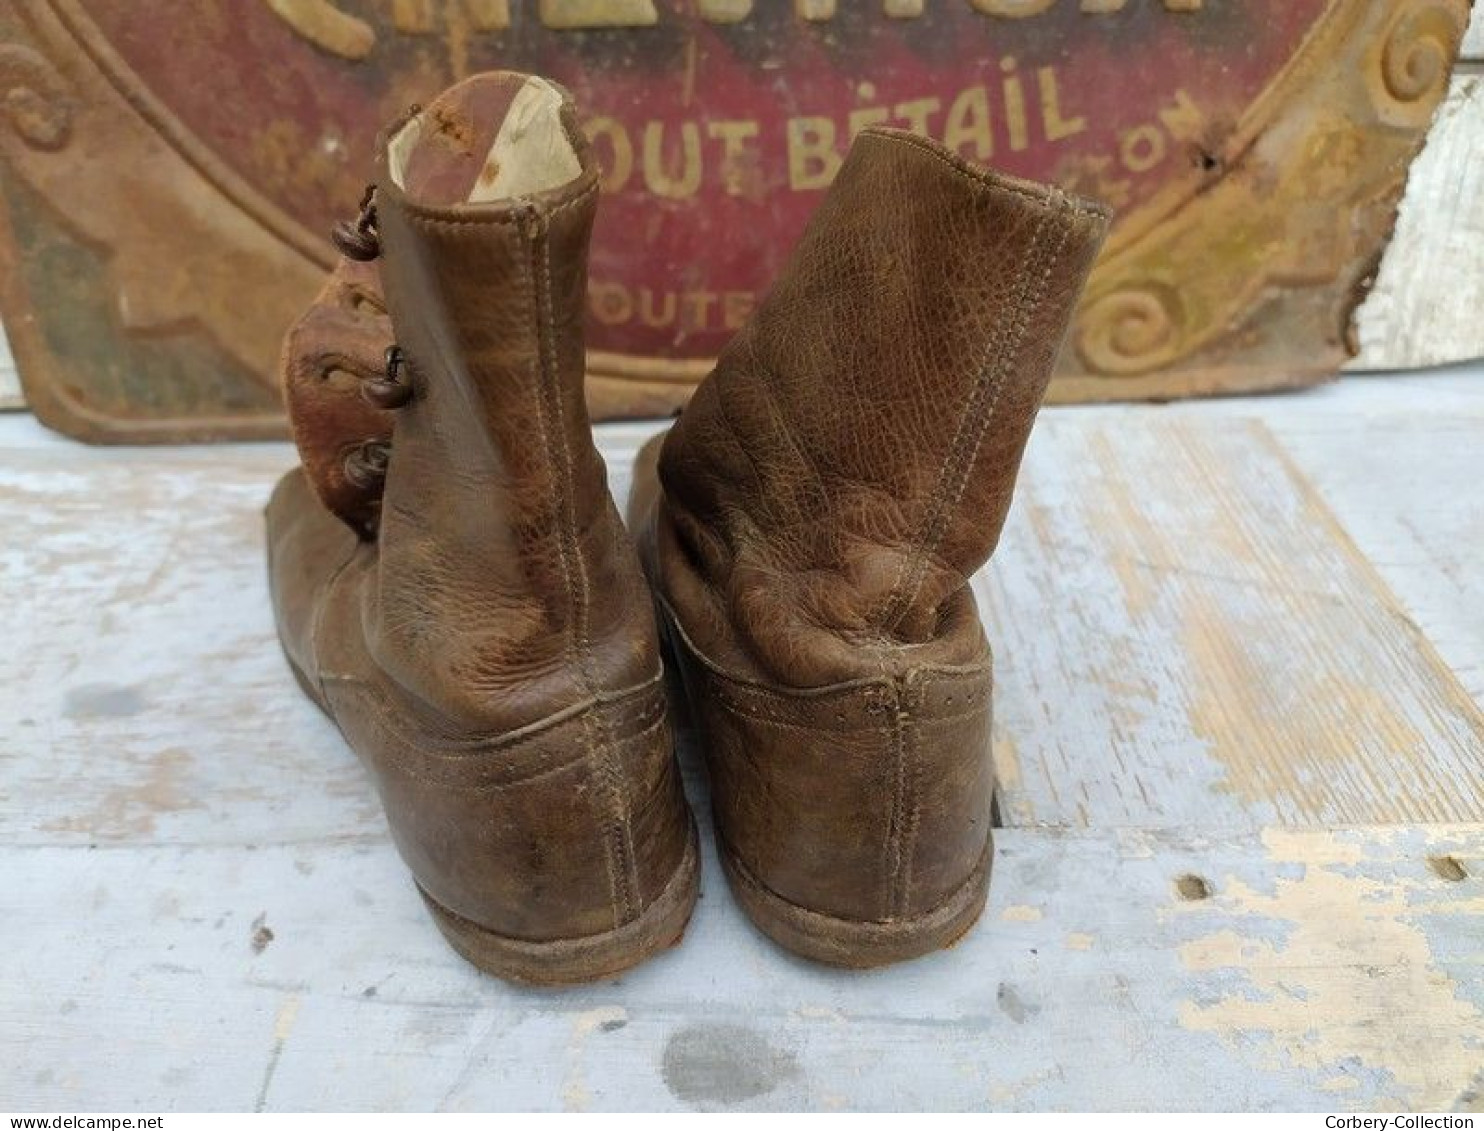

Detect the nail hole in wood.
[
  {"left": 1427, "top": 855, "right": 1468, "bottom": 883},
  {"left": 1175, "top": 873, "right": 1212, "bottom": 901},
  {"left": 1188, "top": 144, "right": 1223, "bottom": 175}
]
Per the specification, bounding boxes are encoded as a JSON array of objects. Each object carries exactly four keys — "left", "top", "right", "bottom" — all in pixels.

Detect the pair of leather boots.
[{"left": 267, "top": 72, "right": 1109, "bottom": 984}]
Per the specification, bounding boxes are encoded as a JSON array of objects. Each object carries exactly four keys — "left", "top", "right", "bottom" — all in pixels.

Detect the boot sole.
[
  {"left": 285, "top": 647, "right": 701, "bottom": 985},
  {"left": 719, "top": 831, "right": 993, "bottom": 969},
  {"left": 420, "top": 822, "right": 700, "bottom": 985}
]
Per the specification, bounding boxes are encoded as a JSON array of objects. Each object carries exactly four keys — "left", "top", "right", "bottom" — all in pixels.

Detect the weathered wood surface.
[
  {"left": 1351, "top": 75, "right": 1484, "bottom": 371},
  {"left": 0, "top": 321, "right": 19, "bottom": 408},
  {"left": 1350, "top": 4, "right": 1482, "bottom": 369},
  {"left": 0, "top": 437, "right": 374, "bottom": 848},
  {"left": 4, "top": 369, "right": 1484, "bottom": 1111},
  {"left": 1464, "top": 6, "right": 1484, "bottom": 59},
  {"left": 5, "top": 825, "right": 1482, "bottom": 1113},
  {"left": 977, "top": 412, "right": 1484, "bottom": 829},
  {"left": 1270, "top": 410, "right": 1484, "bottom": 706},
  {"left": 1122, "top": 372, "right": 1484, "bottom": 714}
]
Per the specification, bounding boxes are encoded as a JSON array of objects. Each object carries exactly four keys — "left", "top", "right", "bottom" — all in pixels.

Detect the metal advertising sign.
[{"left": 0, "top": 0, "right": 1470, "bottom": 439}]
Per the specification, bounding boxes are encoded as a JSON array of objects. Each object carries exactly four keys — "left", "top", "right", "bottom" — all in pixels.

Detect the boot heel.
[
  {"left": 419, "top": 819, "right": 700, "bottom": 985},
  {"left": 719, "top": 830, "right": 992, "bottom": 969}
]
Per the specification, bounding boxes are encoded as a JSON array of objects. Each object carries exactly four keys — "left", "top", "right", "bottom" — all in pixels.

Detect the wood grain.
[
  {"left": 1, "top": 442, "right": 381, "bottom": 848},
  {"left": 1351, "top": 76, "right": 1484, "bottom": 371},
  {"left": 1463, "top": 3, "right": 1483, "bottom": 60},
  {"left": 3, "top": 387, "right": 1483, "bottom": 1111},
  {"left": 6, "top": 407, "right": 1483, "bottom": 841},
  {"left": 1351, "top": 1, "right": 1481, "bottom": 371},
  {"left": 1269, "top": 412, "right": 1484, "bottom": 705},
  {"left": 3, "top": 826, "right": 1479, "bottom": 1111},
  {"left": 978, "top": 414, "right": 1484, "bottom": 828}
]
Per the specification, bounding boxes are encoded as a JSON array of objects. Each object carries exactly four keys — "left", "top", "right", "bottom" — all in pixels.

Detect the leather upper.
[
  {"left": 268, "top": 74, "right": 692, "bottom": 948},
  {"left": 368, "top": 155, "right": 660, "bottom": 734},
  {"left": 654, "top": 128, "right": 1110, "bottom": 689},
  {"left": 635, "top": 129, "right": 1109, "bottom": 939}
]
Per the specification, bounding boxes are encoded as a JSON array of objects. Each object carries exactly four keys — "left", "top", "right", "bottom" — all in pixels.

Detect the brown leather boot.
[
  {"left": 267, "top": 73, "right": 699, "bottom": 985},
  {"left": 629, "top": 128, "right": 1109, "bottom": 968}
]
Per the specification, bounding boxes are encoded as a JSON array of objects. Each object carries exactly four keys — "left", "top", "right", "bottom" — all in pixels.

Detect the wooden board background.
[
  {"left": 7, "top": 825, "right": 1482, "bottom": 1112},
  {"left": 3, "top": 361, "right": 1483, "bottom": 1111}
]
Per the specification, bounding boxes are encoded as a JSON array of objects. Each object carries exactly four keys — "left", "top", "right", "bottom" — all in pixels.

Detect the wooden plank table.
[{"left": 3, "top": 366, "right": 1482, "bottom": 1112}]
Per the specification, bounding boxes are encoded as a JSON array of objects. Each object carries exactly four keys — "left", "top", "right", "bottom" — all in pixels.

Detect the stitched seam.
[
  {"left": 909, "top": 218, "right": 1074, "bottom": 605},
  {"left": 867, "top": 205, "right": 1049, "bottom": 630},
  {"left": 658, "top": 594, "right": 992, "bottom": 697},
  {"left": 318, "top": 669, "right": 664, "bottom": 750},
  {"left": 711, "top": 696, "right": 988, "bottom": 735},
  {"left": 909, "top": 703, "right": 991, "bottom": 728},
  {"left": 584, "top": 706, "right": 637, "bottom": 926},
  {"left": 395, "top": 180, "right": 600, "bottom": 231},
  {"left": 371, "top": 713, "right": 668, "bottom": 795},
  {"left": 883, "top": 679, "right": 909, "bottom": 920},
  {"left": 324, "top": 671, "right": 666, "bottom": 759},
  {"left": 872, "top": 203, "right": 1070, "bottom": 634},
  {"left": 534, "top": 219, "right": 591, "bottom": 683},
  {"left": 711, "top": 668, "right": 990, "bottom": 715},
  {"left": 707, "top": 703, "right": 866, "bottom": 738},
  {"left": 896, "top": 690, "right": 922, "bottom": 919},
  {"left": 863, "top": 130, "right": 1105, "bottom": 218},
  {"left": 530, "top": 210, "right": 638, "bottom": 926},
  {"left": 306, "top": 542, "right": 364, "bottom": 710},
  {"left": 876, "top": 206, "right": 1059, "bottom": 629},
  {"left": 403, "top": 212, "right": 522, "bottom": 230},
  {"left": 522, "top": 213, "right": 620, "bottom": 924}
]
